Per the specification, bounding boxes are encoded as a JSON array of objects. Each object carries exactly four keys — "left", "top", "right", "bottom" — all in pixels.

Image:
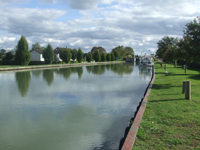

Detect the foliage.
[
  {"left": 93, "top": 49, "right": 101, "bottom": 62},
  {"left": 43, "top": 44, "right": 54, "bottom": 64},
  {"left": 3, "top": 51, "right": 14, "bottom": 61},
  {"left": 156, "top": 36, "right": 178, "bottom": 58},
  {"left": 15, "top": 35, "right": 31, "bottom": 66},
  {"left": 113, "top": 50, "right": 120, "bottom": 59},
  {"left": 61, "top": 49, "right": 72, "bottom": 63},
  {"left": 101, "top": 53, "right": 106, "bottom": 62},
  {"left": 0, "top": 49, "right": 6, "bottom": 59},
  {"left": 111, "top": 52, "right": 115, "bottom": 61},
  {"left": 32, "top": 42, "right": 45, "bottom": 50},
  {"left": 70, "top": 48, "right": 78, "bottom": 60},
  {"left": 86, "top": 52, "right": 92, "bottom": 62},
  {"left": 77, "top": 48, "right": 83, "bottom": 63},
  {"left": 112, "top": 45, "right": 134, "bottom": 57},
  {"left": 106, "top": 53, "right": 111, "bottom": 61},
  {"left": 183, "top": 17, "right": 200, "bottom": 63}
]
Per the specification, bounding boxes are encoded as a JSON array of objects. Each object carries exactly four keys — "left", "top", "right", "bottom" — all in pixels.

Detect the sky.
[{"left": 0, "top": 0, "right": 199, "bottom": 55}]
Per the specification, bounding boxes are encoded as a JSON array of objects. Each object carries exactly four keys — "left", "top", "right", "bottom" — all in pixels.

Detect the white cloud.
[{"left": 0, "top": 0, "right": 199, "bottom": 54}]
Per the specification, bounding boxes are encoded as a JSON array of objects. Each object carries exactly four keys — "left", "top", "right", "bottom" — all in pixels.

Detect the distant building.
[{"left": 30, "top": 49, "right": 44, "bottom": 61}]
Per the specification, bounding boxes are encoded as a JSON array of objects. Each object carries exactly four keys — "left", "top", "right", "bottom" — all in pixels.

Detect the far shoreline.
[{"left": 0, "top": 61, "right": 126, "bottom": 72}]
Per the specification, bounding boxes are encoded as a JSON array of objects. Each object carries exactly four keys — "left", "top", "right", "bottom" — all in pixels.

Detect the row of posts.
[{"left": 160, "top": 62, "right": 191, "bottom": 100}]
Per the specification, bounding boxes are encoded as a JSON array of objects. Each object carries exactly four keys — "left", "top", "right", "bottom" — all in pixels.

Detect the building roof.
[{"left": 30, "top": 49, "right": 43, "bottom": 54}]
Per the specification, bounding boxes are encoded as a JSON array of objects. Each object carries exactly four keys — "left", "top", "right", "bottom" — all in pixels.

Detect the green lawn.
[{"left": 133, "top": 62, "right": 200, "bottom": 150}]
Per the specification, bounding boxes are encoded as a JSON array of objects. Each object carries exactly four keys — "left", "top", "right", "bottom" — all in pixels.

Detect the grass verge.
[{"left": 133, "top": 62, "right": 200, "bottom": 150}]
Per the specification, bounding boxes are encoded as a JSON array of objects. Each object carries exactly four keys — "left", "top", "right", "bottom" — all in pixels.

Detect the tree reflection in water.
[
  {"left": 32, "top": 70, "right": 42, "bottom": 78},
  {"left": 43, "top": 69, "right": 54, "bottom": 86},
  {"left": 15, "top": 71, "right": 31, "bottom": 97}
]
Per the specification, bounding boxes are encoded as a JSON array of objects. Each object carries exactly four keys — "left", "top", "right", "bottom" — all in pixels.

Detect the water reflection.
[
  {"left": 86, "top": 65, "right": 92, "bottom": 73},
  {"left": 32, "top": 70, "right": 42, "bottom": 78},
  {"left": 138, "top": 66, "right": 152, "bottom": 80},
  {"left": 110, "top": 63, "right": 134, "bottom": 76},
  {"left": 76, "top": 67, "right": 83, "bottom": 79},
  {"left": 43, "top": 69, "right": 54, "bottom": 86},
  {"left": 56, "top": 68, "right": 71, "bottom": 80},
  {"left": 15, "top": 71, "right": 31, "bottom": 97}
]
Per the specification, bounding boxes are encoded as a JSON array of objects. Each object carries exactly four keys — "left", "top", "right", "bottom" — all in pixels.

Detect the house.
[
  {"left": 30, "top": 49, "right": 44, "bottom": 61},
  {"left": 54, "top": 47, "right": 63, "bottom": 61}
]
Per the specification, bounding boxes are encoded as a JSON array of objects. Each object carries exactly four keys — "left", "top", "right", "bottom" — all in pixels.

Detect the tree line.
[
  {"left": 156, "top": 17, "right": 200, "bottom": 68},
  {"left": 0, "top": 36, "right": 134, "bottom": 66}
]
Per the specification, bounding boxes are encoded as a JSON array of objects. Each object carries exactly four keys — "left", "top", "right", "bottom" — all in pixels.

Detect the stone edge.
[
  {"left": 0, "top": 61, "right": 125, "bottom": 72},
  {"left": 121, "top": 67, "right": 156, "bottom": 150}
]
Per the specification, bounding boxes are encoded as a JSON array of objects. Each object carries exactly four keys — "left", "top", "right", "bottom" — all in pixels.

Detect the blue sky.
[{"left": 0, "top": 0, "right": 199, "bottom": 54}]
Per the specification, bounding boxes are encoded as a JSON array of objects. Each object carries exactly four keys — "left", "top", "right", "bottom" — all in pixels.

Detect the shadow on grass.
[
  {"left": 149, "top": 98, "right": 186, "bottom": 103},
  {"left": 188, "top": 74, "right": 200, "bottom": 80},
  {"left": 165, "top": 73, "right": 189, "bottom": 76},
  {"left": 152, "top": 84, "right": 171, "bottom": 90}
]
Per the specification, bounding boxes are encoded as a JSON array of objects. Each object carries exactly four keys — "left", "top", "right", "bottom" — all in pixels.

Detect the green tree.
[
  {"left": 93, "top": 49, "right": 100, "bottom": 62},
  {"left": 113, "top": 50, "right": 120, "bottom": 59},
  {"left": 77, "top": 48, "right": 83, "bottom": 63},
  {"left": 101, "top": 53, "right": 106, "bottom": 62},
  {"left": 32, "top": 42, "right": 44, "bottom": 50},
  {"left": 86, "top": 52, "right": 92, "bottom": 62},
  {"left": 70, "top": 48, "right": 78, "bottom": 61},
  {"left": 106, "top": 53, "right": 111, "bottom": 61},
  {"left": 61, "top": 49, "right": 72, "bottom": 63},
  {"left": 124, "top": 47, "right": 134, "bottom": 56},
  {"left": 15, "top": 35, "right": 31, "bottom": 65},
  {"left": 3, "top": 51, "right": 14, "bottom": 61},
  {"left": 0, "top": 49, "right": 6, "bottom": 59},
  {"left": 43, "top": 44, "right": 54, "bottom": 64},
  {"left": 112, "top": 45, "right": 124, "bottom": 57},
  {"left": 111, "top": 52, "right": 115, "bottom": 61},
  {"left": 183, "top": 17, "right": 200, "bottom": 63},
  {"left": 156, "top": 36, "right": 178, "bottom": 58}
]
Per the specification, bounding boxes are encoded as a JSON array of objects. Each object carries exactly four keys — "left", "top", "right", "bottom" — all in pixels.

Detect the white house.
[
  {"left": 54, "top": 48, "right": 62, "bottom": 61},
  {"left": 30, "top": 49, "right": 44, "bottom": 61}
]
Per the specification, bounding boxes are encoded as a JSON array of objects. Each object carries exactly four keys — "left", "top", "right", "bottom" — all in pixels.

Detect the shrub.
[
  {"left": 86, "top": 52, "right": 92, "bottom": 62},
  {"left": 101, "top": 53, "right": 106, "bottom": 62},
  {"left": 43, "top": 44, "right": 54, "bottom": 64},
  {"left": 77, "top": 48, "right": 83, "bottom": 63},
  {"left": 106, "top": 53, "right": 111, "bottom": 61}
]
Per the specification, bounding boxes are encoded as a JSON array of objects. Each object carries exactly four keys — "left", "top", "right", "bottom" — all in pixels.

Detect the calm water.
[{"left": 0, "top": 63, "right": 152, "bottom": 150}]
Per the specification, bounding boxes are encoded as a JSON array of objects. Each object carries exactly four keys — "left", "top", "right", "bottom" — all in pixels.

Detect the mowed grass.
[{"left": 133, "top": 62, "right": 200, "bottom": 150}]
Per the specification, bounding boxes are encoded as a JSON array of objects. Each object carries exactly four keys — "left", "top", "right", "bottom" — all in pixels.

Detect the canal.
[{"left": 0, "top": 63, "right": 152, "bottom": 150}]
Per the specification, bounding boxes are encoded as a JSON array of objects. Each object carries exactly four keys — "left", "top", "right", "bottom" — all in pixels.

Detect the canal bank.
[
  {"left": 0, "top": 61, "right": 125, "bottom": 72},
  {"left": 120, "top": 66, "right": 155, "bottom": 150}
]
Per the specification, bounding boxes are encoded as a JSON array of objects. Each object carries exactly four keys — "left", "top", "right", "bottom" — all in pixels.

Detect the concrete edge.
[
  {"left": 0, "top": 61, "right": 125, "bottom": 73},
  {"left": 121, "top": 67, "right": 156, "bottom": 150}
]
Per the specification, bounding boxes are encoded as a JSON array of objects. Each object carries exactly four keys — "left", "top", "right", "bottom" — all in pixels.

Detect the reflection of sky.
[{"left": 0, "top": 64, "right": 152, "bottom": 150}]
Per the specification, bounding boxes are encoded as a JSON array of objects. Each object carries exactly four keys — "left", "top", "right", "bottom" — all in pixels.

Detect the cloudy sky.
[{"left": 0, "top": 0, "right": 199, "bottom": 54}]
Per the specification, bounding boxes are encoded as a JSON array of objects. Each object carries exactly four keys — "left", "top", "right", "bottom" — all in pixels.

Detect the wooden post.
[
  {"left": 185, "top": 65, "right": 187, "bottom": 73},
  {"left": 160, "top": 63, "right": 163, "bottom": 67},
  {"left": 164, "top": 65, "right": 166, "bottom": 70},
  {"left": 185, "top": 81, "right": 191, "bottom": 100}
]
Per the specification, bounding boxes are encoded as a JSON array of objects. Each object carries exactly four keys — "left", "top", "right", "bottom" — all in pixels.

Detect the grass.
[{"left": 133, "top": 62, "right": 200, "bottom": 150}]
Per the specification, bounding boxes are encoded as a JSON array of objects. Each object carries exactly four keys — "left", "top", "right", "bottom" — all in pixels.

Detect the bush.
[{"left": 1, "top": 60, "right": 16, "bottom": 65}]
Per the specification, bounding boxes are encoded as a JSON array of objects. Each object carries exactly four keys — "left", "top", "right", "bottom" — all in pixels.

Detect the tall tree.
[
  {"left": 70, "top": 48, "right": 78, "bottom": 61},
  {"left": 156, "top": 36, "right": 178, "bottom": 58},
  {"left": 183, "top": 17, "right": 200, "bottom": 63},
  {"left": 111, "top": 52, "right": 115, "bottom": 61},
  {"left": 86, "top": 52, "right": 92, "bottom": 62},
  {"left": 106, "top": 53, "right": 111, "bottom": 61},
  {"left": 77, "top": 48, "right": 83, "bottom": 63},
  {"left": 43, "top": 44, "right": 54, "bottom": 64},
  {"left": 124, "top": 47, "right": 134, "bottom": 56},
  {"left": 15, "top": 35, "right": 31, "bottom": 66},
  {"left": 101, "top": 53, "right": 106, "bottom": 62},
  {"left": 113, "top": 50, "right": 120, "bottom": 59},
  {"left": 93, "top": 49, "right": 100, "bottom": 62},
  {"left": 62, "top": 49, "right": 72, "bottom": 63}
]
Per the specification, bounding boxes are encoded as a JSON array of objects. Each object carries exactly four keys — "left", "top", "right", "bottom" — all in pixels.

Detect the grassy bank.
[{"left": 133, "top": 62, "right": 200, "bottom": 150}]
